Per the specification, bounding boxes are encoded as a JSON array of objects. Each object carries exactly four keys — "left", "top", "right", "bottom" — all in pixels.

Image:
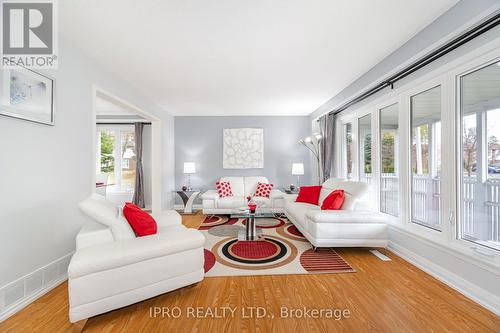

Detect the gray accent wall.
[{"left": 175, "top": 116, "right": 313, "bottom": 200}]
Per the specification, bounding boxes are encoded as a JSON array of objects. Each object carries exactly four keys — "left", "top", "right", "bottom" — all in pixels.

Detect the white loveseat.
[
  {"left": 284, "top": 178, "right": 388, "bottom": 248},
  {"left": 68, "top": 194, "right": 205, "bottom": 324},
  {"left": 201, "top": 176, "right": 285, "bottom": 214}
]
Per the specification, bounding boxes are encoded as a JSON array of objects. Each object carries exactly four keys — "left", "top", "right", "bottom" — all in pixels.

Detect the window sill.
[{"left": 386, "top": 221, "right": 500, "bottom": 275}]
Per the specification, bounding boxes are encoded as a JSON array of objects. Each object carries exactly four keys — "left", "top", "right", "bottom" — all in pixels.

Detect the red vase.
[{"left": 248, "top": 202, "right": 257, "bottom": 213}]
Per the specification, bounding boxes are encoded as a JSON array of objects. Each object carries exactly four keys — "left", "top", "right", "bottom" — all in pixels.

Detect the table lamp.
[
  {"left": 292, "top": 163, "right": 304, "bottom": 188},
  {"left": 183, "top": 162, "right": 196, "bottom": 190}
]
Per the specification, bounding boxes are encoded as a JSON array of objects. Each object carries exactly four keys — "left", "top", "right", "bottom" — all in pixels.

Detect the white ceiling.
[{"left": 60, "top": 0, "right": 458, "bottom": 116}]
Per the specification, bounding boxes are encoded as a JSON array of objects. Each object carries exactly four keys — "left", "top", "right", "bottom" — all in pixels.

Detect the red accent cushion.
[
  {"left": 216, "top": 181, "right": 233, "bottom": 197},
  {"left": 321, "top": 189, "right": 345, "bottom": 210},
  {"left": 254, "top": 182, "right": 273, "bottom": 197},
  {"left": 122, "top": 203, "right": 157, "bottom": 237},
  {"left": 295, "top": 186, "right": 322, "bottom": 205}
]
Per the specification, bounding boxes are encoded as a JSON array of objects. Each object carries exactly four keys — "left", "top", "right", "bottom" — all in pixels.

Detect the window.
[
  {"left": 122, "top": 159, "right": 130, "bottom": 169},
  {"left": 121, "top": 130, "right": 136, "bottom": 190},
  {"left": 344, "top": 123, "right": 353, "bottom": 179},
  {"left": 380, "top": 103, "right": 399, "bottom": 216},
  {"left": 410, "top": 86, "right": 442, "bottom": 230},
  {"left": 98, "top": 129, "right": 116, "bottom": 184},
  {"left": 97, "top": 126, "right": 136, "bottom": 193},
  {"left": 358, "top": 114, "right": 372, "bottom": 183},
  {"left": 460, "top": 61, "right": 500, "bottom": 251}
]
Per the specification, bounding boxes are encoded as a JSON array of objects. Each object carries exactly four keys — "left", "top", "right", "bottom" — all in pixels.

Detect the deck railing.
[
  {"left": 463, "top": 176, "right": 500, "bottom": 243},
  {"left": 487, "top": 179, "right": 500, "bottom": 242},
  {"left": 348, "top": 174, "right": 499, "bottom": 243},
  {"left": 381, "top": 174, "right": 399, "bottom": 216},
  {"left": 411, "top": 175, "right": 441, "bottom": 228}
]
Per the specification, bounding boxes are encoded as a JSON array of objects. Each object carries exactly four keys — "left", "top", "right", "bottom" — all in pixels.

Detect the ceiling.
[
  {"left": 60, "top": 0, "right": 458, "bottom": 116},
  {"left": 463, "top": 61, "right": 500, "bottom": 113}
]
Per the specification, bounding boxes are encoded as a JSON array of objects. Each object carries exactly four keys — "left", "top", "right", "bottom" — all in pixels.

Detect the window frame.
[
  {"left": 378, "top": 102, "right": 400, "bottom": 217},
  {"left": 456, "top": 56, "right": 500, "bottom": 252},
  {"left": 342, "top": 121, "right": 354, "bottom": 179},
  {"left": 330, "top": 38, "right": 500, "bottom": 267},
  {"left": 408, "top": 84, "right": 444, "bottom": 232},
  {"left": 96, "top": 124, "right": 135, "bottom": 193},
  {"left": 357, "top": 113, "right": 373, "bottom": 183}
]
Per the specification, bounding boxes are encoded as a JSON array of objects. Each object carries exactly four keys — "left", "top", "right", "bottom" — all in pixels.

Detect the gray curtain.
[
  {"left": 132, "top": 123, "right": 145, "bottom": 208},
  {"left": 319, "top": 113, "right": 336, "bottom": 182}
]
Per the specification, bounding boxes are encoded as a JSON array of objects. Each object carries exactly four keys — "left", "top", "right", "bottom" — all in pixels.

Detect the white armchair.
[
  {"left": 68, "top": 195, "right": 205, "bottom": 327},
  {"left": 201, "top": 176, "right": 285, "bottom": 214}
]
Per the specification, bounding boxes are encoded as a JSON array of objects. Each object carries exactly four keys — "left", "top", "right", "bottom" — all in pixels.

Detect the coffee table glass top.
[{"left": 230, "top": 208, "right": 275, "bottom": 219}]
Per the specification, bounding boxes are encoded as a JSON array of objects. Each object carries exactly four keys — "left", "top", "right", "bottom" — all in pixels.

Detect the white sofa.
[
  {"left": 68, "top": 194, "right": 205, "bottom": 324},
  {"left": 201, "top": 176, "right": 285, "bottom": 215},
  {"left": 284, "top": 178, "right": 388, "bottom": 248}
]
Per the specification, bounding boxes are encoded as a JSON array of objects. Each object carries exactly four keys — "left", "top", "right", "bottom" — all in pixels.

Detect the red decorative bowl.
[{"left": 248, "top": 203, "right": 257, "bottom": 213}]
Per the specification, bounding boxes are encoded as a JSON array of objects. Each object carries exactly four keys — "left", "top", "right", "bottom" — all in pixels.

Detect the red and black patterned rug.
[{"left": 199, "top": 215, "right": 355, "bottom": 277}]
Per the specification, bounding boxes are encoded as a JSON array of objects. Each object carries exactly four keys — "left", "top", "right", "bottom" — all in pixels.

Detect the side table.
[
  {"left": 174, "top": 189, "right": 201, "bottom": 214},
  {"left": 280, "top": 188, "right": 299, "bottom": 195}
]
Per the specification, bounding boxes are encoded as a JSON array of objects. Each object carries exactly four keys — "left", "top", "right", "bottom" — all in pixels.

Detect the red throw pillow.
[
  {"left": 321, "top": 190, "right": 345, "bottom": 210},
  {"left": 295, "top": 186, "right": 322, "bottom": 205},
  {"left": 254, "top": 182, "right": 273, "bottom": 198},
  {"left": 216, "top": 181, "right": 233, "bottom": 197},
  {"left": 123, "top": 203, "right": 157, "bottom": 237}
]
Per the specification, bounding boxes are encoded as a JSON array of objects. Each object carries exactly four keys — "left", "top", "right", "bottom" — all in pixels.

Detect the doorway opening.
[{"left": 92, "top": 87, "right": 161, "bottom": 213}]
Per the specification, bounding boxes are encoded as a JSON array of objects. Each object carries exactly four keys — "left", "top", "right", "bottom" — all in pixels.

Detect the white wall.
[{"left": 0, "top": 38, "right": 175, "bottom": 312}]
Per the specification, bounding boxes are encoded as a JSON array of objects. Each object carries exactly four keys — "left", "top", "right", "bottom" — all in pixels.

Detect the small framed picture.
[{"left": 0, "top": 66, "right": 55, "bottom": 125}]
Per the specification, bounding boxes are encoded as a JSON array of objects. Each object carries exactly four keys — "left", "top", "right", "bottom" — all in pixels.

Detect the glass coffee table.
[{"left": 230, "top": 209, "right": 276, "bottom": 241}]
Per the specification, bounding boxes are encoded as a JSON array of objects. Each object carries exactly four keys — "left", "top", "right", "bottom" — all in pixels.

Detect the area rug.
[{"left": 199, "top": 215, "right": 355, "bottom": 277}]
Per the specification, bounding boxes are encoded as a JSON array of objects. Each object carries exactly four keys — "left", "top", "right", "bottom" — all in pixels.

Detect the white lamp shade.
[
  {"left": 183, "top": 162, "right": 196, "bottom": 174},
  {"left": 291, "top": 163, "right": 304, "bottom": 175}
]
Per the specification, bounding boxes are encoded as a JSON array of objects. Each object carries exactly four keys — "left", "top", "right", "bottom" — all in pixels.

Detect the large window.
[
  {"left": 410, "top": 86, "right": 442, "bottom": 230},
  {"left": 460, "top": 61, "right": 500, "bottom": 251},
  {"left": 380, "top": 103, "right": 399, "bottom": 216},
  {"left": 344, "top": 123, "right": 353, "bottom": 179},
  {"left": 97, "top": 126, "right": 136, "bottom": 193},
  {"left": 358, "top": 114, "right": 372, "bottom": 183}
]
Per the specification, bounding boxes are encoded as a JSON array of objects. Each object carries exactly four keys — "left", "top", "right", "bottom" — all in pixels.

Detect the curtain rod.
[{"left": 319, "top": 9, "right": 500, "bottom": 120}]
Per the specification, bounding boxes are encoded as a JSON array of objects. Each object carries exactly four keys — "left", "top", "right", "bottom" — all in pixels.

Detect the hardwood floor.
[{"left": 1, "top": 212, "right": 499, "bottom": 332}]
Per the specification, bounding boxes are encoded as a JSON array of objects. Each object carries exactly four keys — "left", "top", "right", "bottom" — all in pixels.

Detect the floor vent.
[
  {"left": 0, "top": 253, "right": 73, "bottom": 321},
  {"left": 3, "top": 282, "right": 24, "bottom": 308},
  {"left": 369, "top": 249, "right": 392, "bottom": 261}
]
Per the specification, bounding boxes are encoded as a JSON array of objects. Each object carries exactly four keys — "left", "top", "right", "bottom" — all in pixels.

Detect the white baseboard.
[
  {"left": 388, "top": 241, "right": 500, "bottom": 316},
  {"left": 0, "top": 253, "right": 73, "bottom": 322}
]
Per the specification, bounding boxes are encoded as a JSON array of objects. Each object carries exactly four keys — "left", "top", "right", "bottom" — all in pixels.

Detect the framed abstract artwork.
[
  {"left": 0, "top": 66, "right": 55, "bottom": 125},
  {"left": 223, "top": 128, "right": 264, "bottom": 169}
]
